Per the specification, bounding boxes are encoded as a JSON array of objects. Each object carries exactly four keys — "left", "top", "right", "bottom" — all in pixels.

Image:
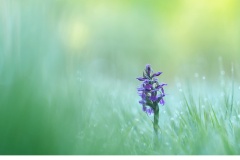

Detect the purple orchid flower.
[{"left": 136, "top": 64, "right": 167, "bottom": 115}]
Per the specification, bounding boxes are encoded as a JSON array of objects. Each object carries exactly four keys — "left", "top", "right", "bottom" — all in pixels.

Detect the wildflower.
[
  {"left": 136, "top": 64, "right": 167, "bottom": 140},
  {"left": 136, "top": 64, "right": 167, "bottom": 115}
]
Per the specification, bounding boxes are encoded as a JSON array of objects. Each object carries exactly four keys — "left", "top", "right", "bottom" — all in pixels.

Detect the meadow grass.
[{"left": 1, "top": 66, "right": 240, "bottom": 154}]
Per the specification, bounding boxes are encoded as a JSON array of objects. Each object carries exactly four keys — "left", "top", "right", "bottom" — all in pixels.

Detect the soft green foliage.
[
  {"left": 1, "top": 68, "right": 240, "bottom": 154},
  {"left": 1, "top": 0, "right": 240, "bottom": 155}
]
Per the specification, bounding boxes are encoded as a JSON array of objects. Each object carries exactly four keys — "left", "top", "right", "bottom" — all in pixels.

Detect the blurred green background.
[{"left": 1, "top": 0, "right": 240, "bottom": 154}]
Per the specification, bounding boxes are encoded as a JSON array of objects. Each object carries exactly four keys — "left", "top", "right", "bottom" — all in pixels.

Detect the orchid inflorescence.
[{"left": 136, "top": 64, "right": 167, "bottom": 115}]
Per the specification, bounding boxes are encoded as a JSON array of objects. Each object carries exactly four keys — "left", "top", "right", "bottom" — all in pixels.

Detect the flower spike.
[{"left": 136, "top": 64, "right": 167, "bottom": 115}]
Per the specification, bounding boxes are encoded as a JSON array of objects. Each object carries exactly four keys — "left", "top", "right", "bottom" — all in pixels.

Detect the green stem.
[
  {"left": 154, "top": 105, "right": 159, "bottom": 135},
  {"left": 153, "top": 103, "right": 159, "bottom": 148}
]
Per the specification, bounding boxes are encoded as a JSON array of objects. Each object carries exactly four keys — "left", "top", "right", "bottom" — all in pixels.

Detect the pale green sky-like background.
[{"left": 1, "top": 0, "right": 240, "bottom": 83}]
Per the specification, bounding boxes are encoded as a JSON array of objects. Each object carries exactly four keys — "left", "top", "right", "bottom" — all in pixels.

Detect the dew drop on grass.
[
  {"left": 231, "top": 65, "right": 234, "bottom": 73},
  {"left": 218, "top": 56, "right": 222, "bottom": 61},
  {"left": 177, "top": 82, "right": 181, "bottom": 88},
  {"left": 221, "top": 70, "right": 225, "bottom": 75},
  {"left": 221, "top": 80, "right": 225, "bottom": 86},
  {"left": 220, "top": 92, "right": 225, "bottom": 97},
  {"left": 76, "top": 71, "right": 82, "bottom": 82},
  {"left": 194, "top": 73, "right": 199, "bottom": 78}
]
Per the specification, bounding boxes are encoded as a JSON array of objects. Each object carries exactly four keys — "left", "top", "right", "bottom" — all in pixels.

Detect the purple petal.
[
  {"left": 161, "top": 88, "right": 165, "bottom": 95},
  {"left": 160, "top": 83, "right": 167, "bottom": 87},
  {"left": 159, "top": 98, "right": 165, "bottom": 105},
  {"left": 152, "top": 72, "right": 162, "bottom": 77},
  {"left": 145, "top": 64, "right": 151, "bottom": 76},
  {"left": 150, "top": 96, "right": 157, "bottom": 102},
  {"left": 139, "top": 100, "right": 146, "bottom": 105},
  {"left": 137, "top": 87, "right": 145, "bottom": 91},
  {"left": 142, "top": 106, "right": 147, "bottom": 112},
  {"left": 156, "top": 83, "right": 167, "bottom": 89},
  {"left": 143, "top": 84, "right": 152, "bottom": 90},
  {"left": 150, "top": 92, "right": 157, "bottom": 102},
  {"left": 155, "top": 85, "right": 161, "bottom": 90},
  {"left": 136, "top": 77, "right": 146, "bottom": 81},
  {"left": 138, "top": 91, "right": 142, "bottom": 96},
  {"left": 146, "top": 64, "right": 151, "bottom": 71},
  {"left": 142, "top": 94, "right": 147, "bottom": 99},
  {"left": 146, "top": 108, "right": 154, "bottom": 115}
]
